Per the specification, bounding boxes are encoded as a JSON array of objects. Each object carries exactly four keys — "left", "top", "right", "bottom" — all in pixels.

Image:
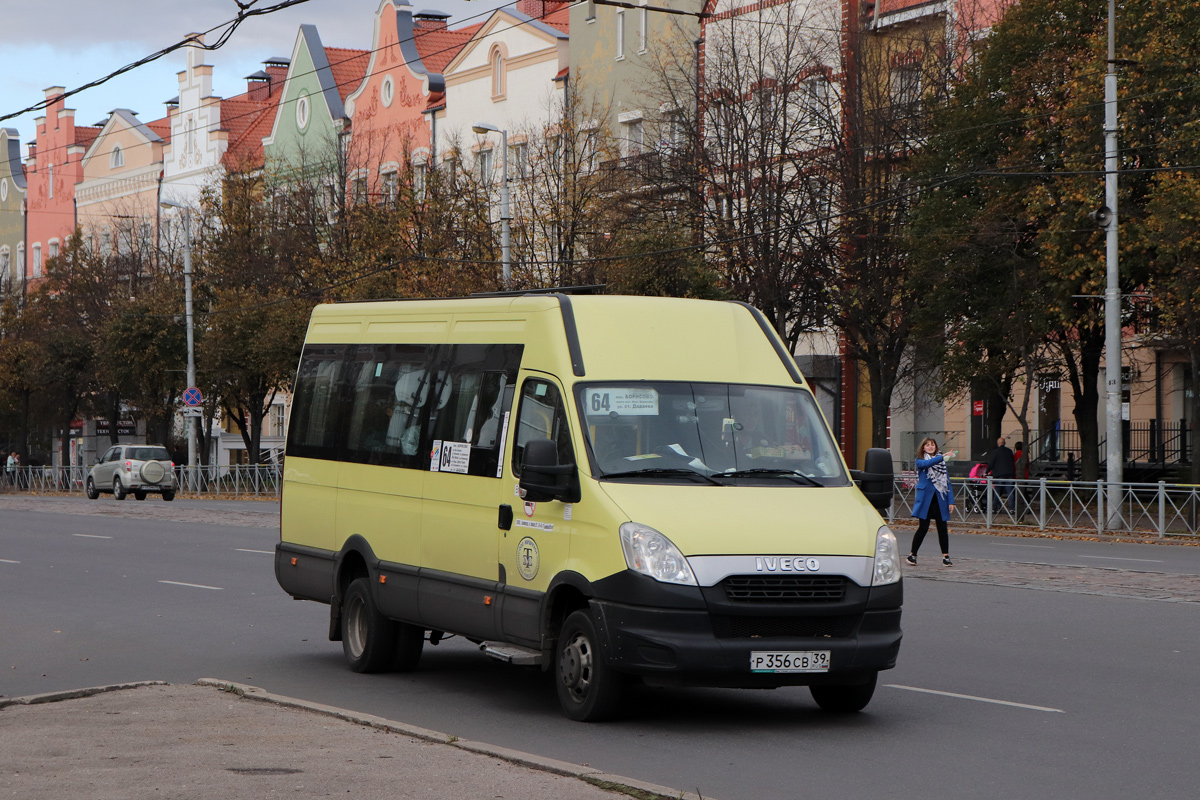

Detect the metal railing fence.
[
  {"left": 889, "top": 474, "right": 1200, "bottom": 538},
  {"left": 0, "top": 464, "right": 282, "bottom": 498}
]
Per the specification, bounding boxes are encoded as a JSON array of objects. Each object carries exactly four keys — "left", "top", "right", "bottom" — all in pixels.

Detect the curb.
[
  {"left": 193, "top": 679, "right": 713, "bottom": 800},
  {"left": 0, "top": 680, "right": 167, "bottom": 709}
]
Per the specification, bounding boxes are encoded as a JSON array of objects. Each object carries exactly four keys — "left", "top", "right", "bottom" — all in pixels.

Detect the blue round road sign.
[{"left": 183, "top": 387, "right": 203, "bottom": 406}]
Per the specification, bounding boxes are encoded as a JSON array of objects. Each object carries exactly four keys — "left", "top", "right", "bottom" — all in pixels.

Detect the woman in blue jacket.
[{"left": 907, "top": 437, "right": 957, "bottom": 566}]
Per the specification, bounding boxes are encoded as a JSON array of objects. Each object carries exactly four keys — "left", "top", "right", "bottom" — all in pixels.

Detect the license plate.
[{"left": 750, "top": 651, "right": 830, "bottom": 673}]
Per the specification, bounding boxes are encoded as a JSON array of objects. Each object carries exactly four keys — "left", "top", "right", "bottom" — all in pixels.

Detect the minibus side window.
[
  {"left": 342, "top": 344, "right": 436, "bottom": 469},
  {"left": 286, "top": 345, "right": 349, "bottom": 461},
  {"left": 429, "top": 344, "right": 522, "bottom": 478},
  {"left": 512, "top": 379, "right": 574, "bottom": 476}
]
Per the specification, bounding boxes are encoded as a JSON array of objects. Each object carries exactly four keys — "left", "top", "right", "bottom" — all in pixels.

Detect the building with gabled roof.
[
  {"left": 23, "top": 88, "right": 100, "bottom": 284},
  {"left": 160, "top": 35, "right": 287, "bottom": 209},
  {"left": 75, "top": 108, "right": 171, "bottom": 262},
  {"left": 260, "top": 25, "right": 370, "bottom": 183},
  {"left": 0, "top": 127, "right": 26, "bottom": 299},
  {"left": 343, "top": 1, "right": 478, "bottom": 203}
]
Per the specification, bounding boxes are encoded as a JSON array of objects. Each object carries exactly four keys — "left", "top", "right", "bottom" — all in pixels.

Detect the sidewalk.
[{"left": 0, "top": 680, "right": 700, "bottom": 800}]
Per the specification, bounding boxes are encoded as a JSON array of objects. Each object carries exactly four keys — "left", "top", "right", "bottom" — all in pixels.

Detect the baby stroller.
[{"left": 963, "top": 462, "right": 989, "bottom": 514}]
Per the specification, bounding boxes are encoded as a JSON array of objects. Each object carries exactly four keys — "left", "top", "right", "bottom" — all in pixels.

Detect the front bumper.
[{"left": 588, "top": 572, "right": 902, "bottom": 687}]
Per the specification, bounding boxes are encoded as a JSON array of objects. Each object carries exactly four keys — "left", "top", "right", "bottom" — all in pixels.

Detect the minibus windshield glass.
[{"left": 577, "top": 383, "right": 847, "bottom": 485}]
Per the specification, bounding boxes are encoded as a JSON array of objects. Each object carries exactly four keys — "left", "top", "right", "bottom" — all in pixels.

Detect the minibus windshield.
[{"left": 577, "top": 383, "right": 848, "bottom": 485}]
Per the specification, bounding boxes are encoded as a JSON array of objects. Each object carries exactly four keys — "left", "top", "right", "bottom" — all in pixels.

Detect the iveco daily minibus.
[{"left": 275, "top": 294, "right": 900, "bottom": 721}]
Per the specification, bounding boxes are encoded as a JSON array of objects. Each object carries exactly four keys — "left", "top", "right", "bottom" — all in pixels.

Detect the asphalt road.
[{"left": 2, "top": 497, "right": 1198, "bottom": 799}]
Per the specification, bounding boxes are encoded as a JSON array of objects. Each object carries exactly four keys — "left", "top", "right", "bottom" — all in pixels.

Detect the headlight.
[
  {"left": 872, "top": 525, "right": 901, "bottom": 586},
  {"left": 619, "top": 522, "right": 697, "bottom": 586}
]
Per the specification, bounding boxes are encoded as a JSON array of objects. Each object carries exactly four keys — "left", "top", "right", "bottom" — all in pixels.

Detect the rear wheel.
[
  {"left": 555, "top": 609, "right": 625, "bottom": 722},
  {"left": 341, "top": 577, "right": 397, "bottom": 673},
  {"left": 161, "top": 490, "right": 176, "bottom": 502},
  {"left": 113, "top": 477, "right": 127, "bottom": 501},
  {"left": 810, "top": 672, "right": 878, "bottom": 713},
  {"left": 134, "top": 490, "right": 147, "bottom": 501},
  {"left": 85, "top": 477, "right": 99, "bottom": 500}
]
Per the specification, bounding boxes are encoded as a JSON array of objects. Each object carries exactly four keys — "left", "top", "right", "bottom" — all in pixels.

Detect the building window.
[
  {"left": 414, "top": 163, "right": 427, "bottom": 201},
  {"left": 16, "top": 244, "right": 23, "bottom": 278},
  {"left": 270, "top": 405, "right": 286, "bottom": 438},
  {"left": 890, "top": 61, "right": 922, "bottom": 117},
  {"left": 510, "top": 143, "right": 528, "bottom": 180},
  {"left": 0, "top": 177, "right": 7, "bottom": 202},
  {"left": 638, "top": 6, "right": 648, "bottom": 53},
  {"left": 381, "top": 75, "right": 395, "bottom": 108},
  {"left": 0, "top": 247, "right": 9, "bottom": 281},
  {"left": 48, "top": 239, "right": 59, "bottom": 261},
  {"left": 110, "top": 145, "right": 124, "bottom": 169},
  {"left": 186, "top": 115, "right": 198, "bottom": 153},
  {"left": 351, "top": 175, "right": 367, "bottom": 204},
  {"left": 616, "top": 11, "right": 625, "bottom": 59},
  {"left": 32, "top": 244, "right": 42, "bottom": 278},
  {"left": 624, "top": 118, "right": 643, "bottom": 157},
  {"left": 490, "top": 47, "right": 506, "bottom": 99},
  {"left": 296, "top": 92, "right": 311, "bottom": 130},
  {"left": 381, "top": 170, "right": 398, "bottom": 206},
  {"left": 101, "top": 231, "right": 112, "bottom": 256},
  {"left": 478, "top": 148, "right": 494, "bottom": 185}
]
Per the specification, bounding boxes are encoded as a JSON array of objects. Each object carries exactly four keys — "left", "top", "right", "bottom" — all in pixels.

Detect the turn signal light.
[
  {"left": 379, "top": 575, "right": 387, "bottom": 584},
  {"left": 290, "top": 557, "right": 298, "bottom": 566}
]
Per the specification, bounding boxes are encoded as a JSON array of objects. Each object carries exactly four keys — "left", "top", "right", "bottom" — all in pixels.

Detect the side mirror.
[
  {"left": 851, "top": 448, "right": 894, "bottom": 511},
  {"left": 519, "top": 439, "right": 580, "bottom": 504}
]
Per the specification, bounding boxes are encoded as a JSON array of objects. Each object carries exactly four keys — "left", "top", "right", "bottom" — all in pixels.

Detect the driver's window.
[{"left": 512, "top": 379, "right": 574, "bottom": 476}]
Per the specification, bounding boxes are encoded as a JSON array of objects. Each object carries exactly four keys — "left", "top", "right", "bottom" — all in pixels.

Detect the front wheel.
[
  {"left": 341, "top": 577, "right": 398, "bottom": 673},
  {"left": 85, "top": 477, "right": 99, "bottom": 500},
  {"left": 113, "top": 477, "right": 127, "bottom": 500},
  {"left": 555, "top": 609, "right": 625, "bottom": 722},
  {"left": 810, "top": 672, "right": 878, "bottom": 713}
]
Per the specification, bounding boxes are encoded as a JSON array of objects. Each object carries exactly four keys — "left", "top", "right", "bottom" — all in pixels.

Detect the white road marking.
[
  {"left": 0, "top": 558, "right": 19, "bottom": 564},
  {"left": 158, "top": 580, "right": 223, "bottom": 591},
  {"left": 73, "top": 533, "right": 113, "bottom": 539},
  {"left": 995, "top": 543, "right": 1054, "bottom": 548},
  {"left": 886, "top": 684, "right": 1065, "bottom": 713},
  {"left": 235, "top": 549, "right": 274, "bottom": 555},
  {"left": 1077, "top": 555, "right": 1163, "bottom": 563}
]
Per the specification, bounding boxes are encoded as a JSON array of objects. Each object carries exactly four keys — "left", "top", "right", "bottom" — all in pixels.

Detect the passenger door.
[
  {"left": 93, "top": 447, "right": 119, "bottom": 487},
  {"left": 418, "top": 344, "right": 523, "bottom": 640},
  {"left": 497, "top": 375, "right": 578, "bottom": 647}
]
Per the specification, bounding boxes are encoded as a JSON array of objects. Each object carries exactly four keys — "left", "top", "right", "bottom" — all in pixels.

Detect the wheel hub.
[{"left": 560, "top": 634, "right": 592, "bottom": 697}]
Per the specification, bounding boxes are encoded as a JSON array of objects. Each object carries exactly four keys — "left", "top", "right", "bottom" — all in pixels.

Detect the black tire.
[
  {"left": 341, "top": 577, "right": 398, "bottom": 673},
  {"left": 134, "top": 490, "right": 147, "bottom": 501},
  {"left": 113, "top": 477, "right": 127, "bottom": 501},
  {"left": 391, "top": 623, "right": 425, "bottom": 672},
  {"left": 555, "top": 609, "right": 625, "bottom": 722},
  {"left": 810, "top": 672, "right": 878, "bottom": 713},
  {"left": 85, "top": 477, "right": 99, "bottom": 500},
  {"left": 161, "top": 490, "right": 176, "bottom": 502}
]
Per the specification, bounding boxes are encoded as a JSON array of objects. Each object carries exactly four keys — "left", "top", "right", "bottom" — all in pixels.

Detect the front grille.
[
  {"left": 721, "top": 575, "right": 847, "bottom": 603},
  {"left": 711, "top": 615, "right": 857, "bottom": 639}
]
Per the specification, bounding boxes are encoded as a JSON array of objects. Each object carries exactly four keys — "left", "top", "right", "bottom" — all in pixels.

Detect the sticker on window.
[
  {"left": 584, "top": 388, "right": 659, "bottom": 416},
  {"left": 438, "top": 441, "right": 471, "bottom": 474}
]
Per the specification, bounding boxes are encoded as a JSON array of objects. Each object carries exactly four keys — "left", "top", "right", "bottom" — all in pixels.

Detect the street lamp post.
[
  {"left": 161, "top": 200, "right": 198, "bottom": 488},
  {"left": 471, "top": 122, "right": 511, "bottom": 287}
]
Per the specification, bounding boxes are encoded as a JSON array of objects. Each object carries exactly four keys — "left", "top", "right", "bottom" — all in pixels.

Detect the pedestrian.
[
  {"left": 1012, "top": 440, "right": 1029, "bottom": 479},
  {"left": 6, "top": 451, "right": 18, "bottom": 487},
  {"left": 985, "top": 436, "right": 1016, "bottom": 511},
  {"left": 907, "top": 437, "right": 957, "bottom": 567}
]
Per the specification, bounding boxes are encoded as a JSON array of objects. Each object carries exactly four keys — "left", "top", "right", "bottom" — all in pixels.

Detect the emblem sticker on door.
[{"left": 516, "top": 537, "right": 540, "bottom": 581}]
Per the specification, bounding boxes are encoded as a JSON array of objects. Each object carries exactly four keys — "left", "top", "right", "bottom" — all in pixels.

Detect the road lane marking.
[
  {"left": 73, "top": 533, "right": 113, "bottom": 539},
  {"left": 159, "top": 580, "right": 223, "bottom": 591},
  {"left": 1077, "top": 555, "right": 1163, "bottom": 563},
  {"left": 885, "top": 684, "right": 1065, "bottom": 713},
  {"left": 235, "top": 549, "right": 274, "bottom": 555},
  {"left": 996, "top": 543, "right": 1054, "bottom": 548},
  {"left": 0, "top": 558, "right": 19, "bottom": 564}
]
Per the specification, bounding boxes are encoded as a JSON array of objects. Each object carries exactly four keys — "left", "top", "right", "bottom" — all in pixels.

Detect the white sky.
[{"left": 0, "top": 0, "right": 513, "bottom": 144}]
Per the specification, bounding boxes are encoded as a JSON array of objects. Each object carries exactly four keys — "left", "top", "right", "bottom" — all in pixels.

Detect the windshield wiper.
[
  {"left": 602, "top": 467, "right": 724, "bottom": 486},
  {"left": 720, "top": 469, "right": 823, "bottom": 486}
]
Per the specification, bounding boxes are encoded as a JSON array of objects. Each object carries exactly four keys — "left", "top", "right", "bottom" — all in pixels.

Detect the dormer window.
[
  {"left": 110, "top": 145, "right": 124, "bottom": 169},
  {"left": 381, "top": 76, "right": 395, "bottom": 108}
]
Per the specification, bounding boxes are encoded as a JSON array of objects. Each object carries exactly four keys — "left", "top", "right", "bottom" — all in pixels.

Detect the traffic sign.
[{"left": 183, "top": 387, "right": 203, "bottom": 406}]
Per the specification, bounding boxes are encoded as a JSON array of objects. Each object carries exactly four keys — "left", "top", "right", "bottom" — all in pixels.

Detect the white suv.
[{"left": 87, "top": 445, "right": 177, "bottom": 501}]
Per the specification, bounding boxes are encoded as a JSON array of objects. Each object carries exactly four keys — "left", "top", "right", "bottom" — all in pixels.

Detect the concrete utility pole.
[
  {"left": 1103, "top": 0, "right": 1123, "bottom": 526},
  {"left": 161, "top": 199, "right": 198, "bottom": 488}
]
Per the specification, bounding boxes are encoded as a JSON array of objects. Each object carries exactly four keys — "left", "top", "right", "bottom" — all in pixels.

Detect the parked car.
[{"left": 86, "top": 445, "right": 176, "bottom": 501}]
